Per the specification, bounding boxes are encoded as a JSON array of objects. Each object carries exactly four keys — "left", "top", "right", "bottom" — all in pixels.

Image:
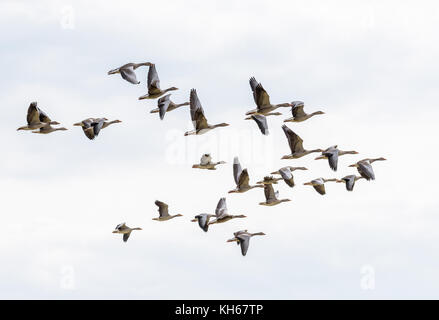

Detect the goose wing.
[
  {"left": 291, "top": 101, "right": 306, "bottom": 118},
  {"left": 147, "top": 63, "right": 161, "bottom": 93},
  {"left": 233, "top": 157, "right": 243, "bottom": 185},
  {"left": 323, "top": 149, "right": 339, "bottom": 171},
  {"left": 264, "top": 184, "right": 276, "bottom": 201},
  {"left": 358, "top": 161, "right": 375, "bottom": 180},
  {"left": 120, "top": 66, "right": 139, "bottom": 84},
  {"left": 190, "top": 89, "right": 208, "bottom": 130},
  {"left": 123, "top": 232, "right": 131, "bottom": 242},
  {"left": 200, "top": 154, "right": 212, "bottom": 165},
  {"left": 282, "top": 125, "right": 305, "bottom": 154},
  {"left": 312, "top": 180, "right": 326, "bottom": 195},
  {"left": 279, "top": 167, "right": 294, "bottom": 187},
  {"left": 249, "top": 77, "right": 259, "bottom": 105},
  {"left": 215, "top": 197, "right": 228, "bottom": 218},
  {"left": 237, "top": 168, "right": 250, "bottom": 189},
  {"left": 343, "top": 175, "right": 356, "bottom": 191},
  {"left": 155, "top": 200, "right": 169, "bottom": 218},
  {"left": 251, "top": 114, "right": 269, "bottom": 135},
  {"left": 237, "top": 234, "right": 251, "bottom": 256},
  {"left": 254, "top": 83, "right": 271, "bottom": 109},
  {"left": 158, "top": 94, "right": 171, "bottom": 120},
  {"left": 26, "top": 103, "right": 41, "bottom": 125},
  {"left": 195, "top": 214, "right": 209, "bottom": 232},
  {"left": 92, "top": 118, "right": 106, "bottom": 137}
]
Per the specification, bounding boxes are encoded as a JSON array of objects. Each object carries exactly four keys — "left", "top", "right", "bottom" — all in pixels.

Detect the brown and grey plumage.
[
  {"left": 259, "top": 183, "right": 291, "bottom": 206},
  {"left": 32, "top": 123, "right": 68, "bottom": 134},
  {"left": 17, "top": 102, "right": 60, "bottom": 131},
  {"left": 191, "top": 213, "right": 216, "bottom": 232},
  {"left": 227, "top": 230, "right": 266, "bottom": 256},
  {"left": 208, "top": 198, "right": 246, "bottom": 225},
  {"left": 284, "top": 101, "right": 324, "bottom": 122},
  {"left": 315, "top": 145, "right": 359, "bottom": 171},
  {"left": 184, "top": 89, "right": 229, "bottom": 136},
  {"left": 228, "top": 157, "right": 263, "bottom": 193},
  {"left": 245, "top": 114, "right": 269, "bottom": 135},
  {"left": 245, "top": 77, "right": 291, "bottom": 117},
  {"left": 192, "top": 153, "right": 226, "bottom": 170},
  {"left": 138, "top": 63, "right": 178, "bottom": 99},
  {"left": 348, "top": 158, "right": 386, "bottom": 181},
  {"left": 149, "top": 94, "right": 189, "bottom": 120},
  {"left": 112, "top": 223, "right": 142, "bottom": 242},
  {"left": 256, "top": 175, "right": 282, "bottom": 185},
  {"left": 303, "top": 178, "right": 337, "bottom": 195},
  {"left": 336, "top": 175, "right": 365, "bottom": 191},
  {"left": 108, "top": 62, "right": 152, "bottom": 84},
  {"left": 73, "top": 118, "right": 122, "bottom": 140},
  {"left": 152, "top": 200, "right": 183, "bottom": 221},
  {"left": 270, "top": 166, "right": 308, "bottom": 188},
  {"left": 281, "top": 125, "right": 322, "bottom": 159}
]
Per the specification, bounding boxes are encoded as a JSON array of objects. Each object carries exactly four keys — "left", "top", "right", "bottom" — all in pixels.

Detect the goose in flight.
[
  {"left": 184, "top": 89, "right": 229, "bottom": 136},
  {"left": 228, "top": 157, "right": 263, "bottom": 193},
  {"left": 112, "top": 223, "right": 142, "bottom": 242},
  {"left": 208, "top": 198, "right": 247, "bottom": 226},
  {"left": 303, "top": 178, "right": 337, "bottom": 195},
  {"left": 246, "top": 77, "right": 291, "bottom": 117},
  {"left": 138, "top": 63, "right": 178, "bottom": 100},
  {"left": 192, "top": 153, "right": 226, "bottom": 170},
  {"left": 191, "top": 214, "right": 216, "bottom": 232},
  {"left": 32, "top": 123, "right": 67, "bottom": 134},
  {"left": 227, "top": 230, "right": 266, "bottom": 256},
  {"left": 259, "top": 183, "right": 291, "bottom": 206},
  {"left": 270, "top": 166, "right": 308, "bottom": 188},
  {"left": 245, "top": 114, "right": 269, "bottom": 135},
  {"left": 284, "top": 101, "right": 324, "bottom": 122},
  {"left": 73, "top": 118, "right": 122, "bottom": 140},
  {"left": 281, "top": 125, "right": 322, "bottom": 159},
  {"left": 149, "top": 94, "right": 189, "bottom": 120},
  {"left": 108, "top": 62, "right": 152, "bottom": 84},
  {"left": 152, "top": 200, "right": 183, "bottom": 221},
  {"left": 17, "top": 102, "right": 60, "bottom": 131},
  {"left": 336, "top": 175, "right": 365, "bottom": 191},
  {"left": 348, "top": 158, "right": 386, "bottom": 181},
  {"left": 315, "top": 145, "right": 359, "bottom": 171}
]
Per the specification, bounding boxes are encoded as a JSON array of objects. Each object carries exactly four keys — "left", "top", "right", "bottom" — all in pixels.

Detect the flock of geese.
[{"left": 17, "top": 62, "right": 386, "bottom": 256}]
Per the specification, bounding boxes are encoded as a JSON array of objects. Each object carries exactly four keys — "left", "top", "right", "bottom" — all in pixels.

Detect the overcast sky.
[{"left": 1, "top": 0, "right": 438, "bottom": 299}]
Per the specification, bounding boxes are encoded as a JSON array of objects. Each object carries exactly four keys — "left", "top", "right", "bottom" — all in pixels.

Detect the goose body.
[
  {"left": 349, "top": 158, "right": 386, "bottom": 181},
  {"left": 281, "top": 124, "right": 322, "bottom": 159},
  {"left": 227, "top": 230, "right": 266, "bottom": 256},
  {"left": 259, "top": 183, "right": 291, "bottom": 206},
  {"left": 245, "top": 77, "right": 291, "bottom": 116},
  {"left": 138, "top": 63, "right": 178, "bottom": 99},
  {"left": 17, "top": 102, "right": 60, "bottom": 131},
  {"left": 192, "top": 153, "right": 226, "bottom": 170},
  {"left": 152, "top": 200, "right": 183, "bottom": 221},
  {"left": 150, "top": 94, "right": 189, "bottom": 120},
  {"left": 270, "top": 166, "right": 308, "bottom": 188},
  {"left": 184, "top": 89, "right": 229, "bottom": 136},
  {"left": 112, "top": 223, "right": 142, "bottom": 242},
  {"left": 228, "top": 157, "right": 263, "bottom": 193},
  {"left": 208, "top": 198, "right": 246, "bottom": 225},
  {"left": 336, "top": 175, "right": 364, "bottom": 191},
  {"left": 108, "top": 62, "right": 152, "bottom": 84},
  {"left": 303, "top": 178, "right": 337, "bottom": 195},
  {"left": 284, "top": 101, "right": 324, "bottom": 122},
  {"left": 315, "top": 145, "right": 359, "bottom": 171}
]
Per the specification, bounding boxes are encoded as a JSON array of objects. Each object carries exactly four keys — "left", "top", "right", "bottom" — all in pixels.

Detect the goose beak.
[
  {"left": 348, "top": 164, "right": 356, "bottom": 167},
  {"left": 191, "top": 219, "right": 197, "bottom": 222}
]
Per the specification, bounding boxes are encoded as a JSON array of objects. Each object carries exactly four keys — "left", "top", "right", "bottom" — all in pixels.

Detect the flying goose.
[
  {"left": 227, "top": 230, "right": 266, "bottom": 256},
  {"left": 138, "top": 63, "right": 178, "bottom": 100},
  {"left": 348, "top": 158, "right": 386, "bottom": 181},
  {"left": 17, "top": 102, "right": 60, "bottom": 131},
  {"left": 336, "top": 175, "right": 365, "bottom": 191},
  {"left": 315, "top": 145, "right": 359, "bottom": 171},
  {"left": 259, "top": 183, "right": 291, "bottom": 206},
  {"left": 281, "top": 125, "right": 323, "bottom": 159},
  {"left": 284, "top": 101, "right": 324, "bottom": 122},
  {"left": 303, "top": 178, "right": 337, "bottom": 195},
  {"left": 208, "top": 198, "right": 247, "bottom": 225},
  {"left": 112, "top": 223, "right": 142, "bottom": 242},
  {"left": 32, "top": 123, "right": 67, "bottom": 134},
  {"left": 245, "top": 114, "right": 269, "bottom": 135},
  {"left": 191, "top": 214, "right": 216, "bottom": 232},
  {"left": 73, "top": 118, "right": 122, "bottom": 140},
  {"left": 270, "top": 166, "right": 308, "bottom": 188},
  {"left": 184, "top": 89, "right": 229, "bottom": 136},
  {"left": 108, "top": 62, "right": 152, "bottom": 84},
  {"left": 245, "top": 77, "right": 291, "bottom": 117},
  {"left": 152, "top": 200, "right": 183, "bottom": 221},
  {"left": 192, "top": 153, "right": 226, "bottom": 170},
  {"left": 228, "top": 157, "right": 263, "bottom": 193},
  {"left": 149, "top": 94, "right": 190, "bottom": 120}
]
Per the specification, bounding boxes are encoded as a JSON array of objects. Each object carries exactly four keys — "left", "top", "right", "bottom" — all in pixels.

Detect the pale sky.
[{"left": 1, "top": 0, "right": 438, "bottom": 299}]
